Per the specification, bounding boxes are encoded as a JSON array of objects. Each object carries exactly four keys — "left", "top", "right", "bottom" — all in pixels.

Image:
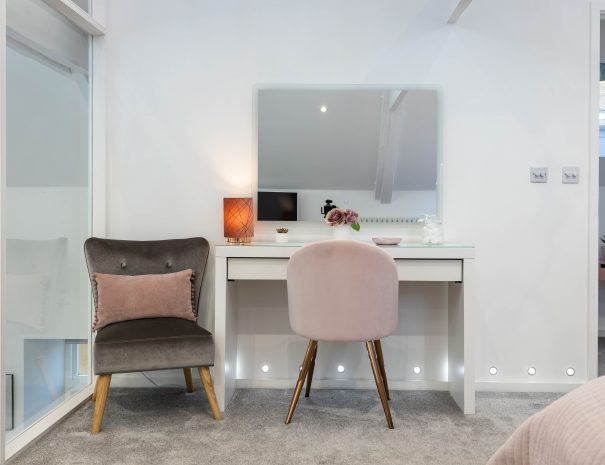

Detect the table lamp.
[{"left": 223, "top": 197, "right": 254, "bottom": 244}]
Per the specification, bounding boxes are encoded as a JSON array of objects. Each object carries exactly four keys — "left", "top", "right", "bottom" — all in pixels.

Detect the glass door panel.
[
  {"left": 4, "top": 0, "right": 91, "bottom": 442},
  {"left": 71, "top": 0, "right": 91, "bottom": 13}
]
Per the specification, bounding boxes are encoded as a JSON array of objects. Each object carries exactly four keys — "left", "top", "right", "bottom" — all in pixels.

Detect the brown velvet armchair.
[{"left": 84, "top": 237, "right": 221, "bottom": 434}]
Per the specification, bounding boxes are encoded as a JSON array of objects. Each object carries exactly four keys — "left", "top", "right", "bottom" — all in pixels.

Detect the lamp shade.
[{"left": 223, "top": 197, "right": 254, "bottom": 244}]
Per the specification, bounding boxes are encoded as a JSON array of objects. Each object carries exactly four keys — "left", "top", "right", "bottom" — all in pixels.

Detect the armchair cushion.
[
  {"left": 92, "top": 269, "right": 196, "bottom": 330},
  {"left": 94, "top": 317, "right": 214, "bottom": 374}
]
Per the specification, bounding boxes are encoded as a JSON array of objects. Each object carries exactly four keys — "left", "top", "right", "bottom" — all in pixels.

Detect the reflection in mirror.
[{"left": 258, "top": 88, "right": 439, "bottom": 223}]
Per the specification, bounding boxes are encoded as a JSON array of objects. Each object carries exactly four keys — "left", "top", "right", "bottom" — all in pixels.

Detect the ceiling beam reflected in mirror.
[{"left": 447, "top": 0, "right": 472, "bottom": 24}]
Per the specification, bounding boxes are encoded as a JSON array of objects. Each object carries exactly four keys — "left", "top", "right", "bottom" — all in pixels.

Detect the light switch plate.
[
  {"left": 562, "top": 166, "right": 579, "bottom": 184},
  {"left": 530, "top": 167, "right": 548, "bottom": 183}
]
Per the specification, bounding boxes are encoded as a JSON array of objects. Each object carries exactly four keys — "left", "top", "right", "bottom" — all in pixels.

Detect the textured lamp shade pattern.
[{"left": 224, "top": 198, "right": 254, "bottom": 244}]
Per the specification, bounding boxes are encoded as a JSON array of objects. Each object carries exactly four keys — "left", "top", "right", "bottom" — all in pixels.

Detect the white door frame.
[
  {"left": 0, "top": 0, "right": 6, "bottom": 462},
  {"left": 588, "top": 1, "right": 605, "bottom": 381},
  {"left": 0, "top": 0, "right": 106, "bottom": 461}
]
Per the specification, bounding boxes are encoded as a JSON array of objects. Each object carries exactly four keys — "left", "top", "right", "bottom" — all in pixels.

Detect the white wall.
[{"left": 103, "top": 0, "right": 593, "bottom": 388}]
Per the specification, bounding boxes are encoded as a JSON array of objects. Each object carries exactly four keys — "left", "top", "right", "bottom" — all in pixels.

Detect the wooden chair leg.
[
  {"left": 305, "top": 343, "right": 318, "bottom": 397},
  {"left": 91, "top": 374, "right": 111, "bottom": 434},
  {"left": 373, "top": 340, "right": 390, "bottom": 400},
  {"left": 183, "top": 368, "right": 194, "bottom": 393},
  {"left": 92, "top": 375, "right": 99, "bottom": 401},
  {"left": 198, "top": 367, "right": 222, "bottom": 420},
  {"left": 286, "top": 340, "right": 317, "bottom": 424},
  {"left": 366, "top": 342, "right": 394, "bottom": 429}
]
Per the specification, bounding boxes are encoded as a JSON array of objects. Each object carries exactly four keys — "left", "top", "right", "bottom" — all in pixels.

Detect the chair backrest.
[
  {"left": 287, "top": 240, "right": 398, "bottom": 342},
  {"left": 84, "top": 237, "right": 209, "bottom": 317}
]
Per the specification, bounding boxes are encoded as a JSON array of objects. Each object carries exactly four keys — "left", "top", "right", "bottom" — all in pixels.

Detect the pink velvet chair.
[{"left": 285, "top": 240, "right": 399, "bottom": 428}]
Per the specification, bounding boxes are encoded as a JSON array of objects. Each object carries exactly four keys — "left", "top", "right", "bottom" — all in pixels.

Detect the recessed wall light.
[
  {"left": 566, "top": 367, "right": 575, "bottom": 377},
  {"left": 527, "top": 367, "right": 536, "bottom": 376},
  {"left": 413, "top": 366, "right": 421, "bottom": 375},
  {"left": 320, "top": 105, "right": 328, "bottom": 113},
  {"left": 261, "top": 364, "right": 269, "bottom": 373},
  {"left": 489, "top": 366, "right": 498, "bottom": 375},
  {"left": 337, "top": 364, "right": 345, "bottom": 373}
]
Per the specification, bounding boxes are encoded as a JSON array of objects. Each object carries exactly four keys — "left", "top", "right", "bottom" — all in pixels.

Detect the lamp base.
[{"left": 227, "top": 237, "right": 252, "bottom": 245}]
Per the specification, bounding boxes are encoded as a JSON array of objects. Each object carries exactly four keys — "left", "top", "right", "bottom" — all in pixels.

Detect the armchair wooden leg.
[
  {"left": 183, "top": 368, "right": 194, "bottom": 393},
  {"left": 198, "top": 367, "right": 222, "bottom": 420},
  {"left": 286, "top": 340, "right": 317, "bottom": 425},
  {"left": 91, "top": 374, "right": 111, "bottom": 434},
  {"left": 373, "top": 340, "right": 390, "bottom": 400},
  {"left": 305, "top": 343, "right": 318, "bottom": 398},
  {"left": 92, "top": 375, "right": 99, "bottom": 401},
  {"left": 366, "top": 342, "right": 394, "bottom": 429}
]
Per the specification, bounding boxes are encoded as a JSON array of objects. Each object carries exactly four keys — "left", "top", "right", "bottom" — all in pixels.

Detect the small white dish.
[{"left": 372, "top": 237, "right": 402, "bottom": 246}]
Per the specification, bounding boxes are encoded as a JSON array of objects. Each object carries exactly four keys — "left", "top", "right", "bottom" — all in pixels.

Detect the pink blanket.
[{"left": 487, "top": 376, "right": 605, "bottom": 465}]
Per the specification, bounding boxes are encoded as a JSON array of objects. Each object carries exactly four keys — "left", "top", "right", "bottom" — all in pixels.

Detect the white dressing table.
[{"left": 214, "top": 241, "right": 475, "bottom": 414}]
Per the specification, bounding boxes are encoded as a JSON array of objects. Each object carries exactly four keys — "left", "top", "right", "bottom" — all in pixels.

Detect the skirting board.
[
  {"left": 475, "top": 381, "right": 583, "bottom": 393},
  {"left": 236, "top": 378, "right": 448, "bottom": 391},
  {"left": 111, "top": 374, "right": 448, "bottom": 391},
  {"left": 111, "top": 373, "right": 585, "bottom": 394}
]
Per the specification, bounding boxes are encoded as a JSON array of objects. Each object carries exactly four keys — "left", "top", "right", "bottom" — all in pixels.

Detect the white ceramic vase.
[
  {"left": 332, "top": 225, "right": 351, "bottom": 240},
  {"left": 275, "top": 232, "right": 288, "bottom": 243}
]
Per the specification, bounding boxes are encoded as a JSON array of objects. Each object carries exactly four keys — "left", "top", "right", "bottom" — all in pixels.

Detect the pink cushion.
[
  {"left": 92, "top": 269, "right": 196, "bottom": 331},
  {"left": 287, "top": 240, "right": 398, "bottom": 341}
]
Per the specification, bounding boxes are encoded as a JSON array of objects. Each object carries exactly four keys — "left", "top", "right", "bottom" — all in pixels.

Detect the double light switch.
[
  {"left": 561, "top": 166, "right": 579, "bottom": 184},
  {"left": 530, "top": 167, "right": 579, "bottom": 184},
  {"left": 530, "top": 167, "right": 548, "bottom": 183}
]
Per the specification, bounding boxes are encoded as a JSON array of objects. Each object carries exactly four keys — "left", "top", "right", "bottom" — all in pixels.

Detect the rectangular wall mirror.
[{"left": 257, "top": 87, "right": 441, "bottom": 223}]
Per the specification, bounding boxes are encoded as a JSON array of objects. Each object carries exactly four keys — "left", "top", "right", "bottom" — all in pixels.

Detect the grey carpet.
[{"left": 9, "top": 388, "right": 561, "bottom": 465}]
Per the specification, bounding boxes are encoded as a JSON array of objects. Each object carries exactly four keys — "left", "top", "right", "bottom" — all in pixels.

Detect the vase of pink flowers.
[{"left": 325, "top": 208, "right": 360, "bottom": 239}]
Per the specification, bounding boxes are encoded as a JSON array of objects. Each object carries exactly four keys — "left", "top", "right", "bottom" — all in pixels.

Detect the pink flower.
[
  {"left": 325, "top": 208, "right": 361, "bottom": 231},
  {"left": 325, "top": 208, "right": 347, "bottom": 226},
  {"left": 345, "top": 209, "right": 359, "bottom": 224}
]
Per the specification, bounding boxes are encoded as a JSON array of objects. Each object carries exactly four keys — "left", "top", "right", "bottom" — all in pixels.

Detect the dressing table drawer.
[
  {"left": 227, "top": 258, "right": 462, "bottom": 282},
  {"left": 228, "top": 258, "right": 289, "bottom": 280},
  {"left": 395, "top": 259, "right": 462, "bottom": 282}
]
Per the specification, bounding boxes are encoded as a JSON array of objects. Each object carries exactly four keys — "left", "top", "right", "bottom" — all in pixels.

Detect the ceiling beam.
[{"left": 447, "top": 0, "right": 472, "bottom": 24}]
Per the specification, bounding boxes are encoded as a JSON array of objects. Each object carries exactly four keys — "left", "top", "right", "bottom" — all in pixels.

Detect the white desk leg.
[
  {"left": 447, "top": 258, "right": 475, "bottom": 414},
  {"left": 214, "top": 256, "right": 237, "bottom": 412}
]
